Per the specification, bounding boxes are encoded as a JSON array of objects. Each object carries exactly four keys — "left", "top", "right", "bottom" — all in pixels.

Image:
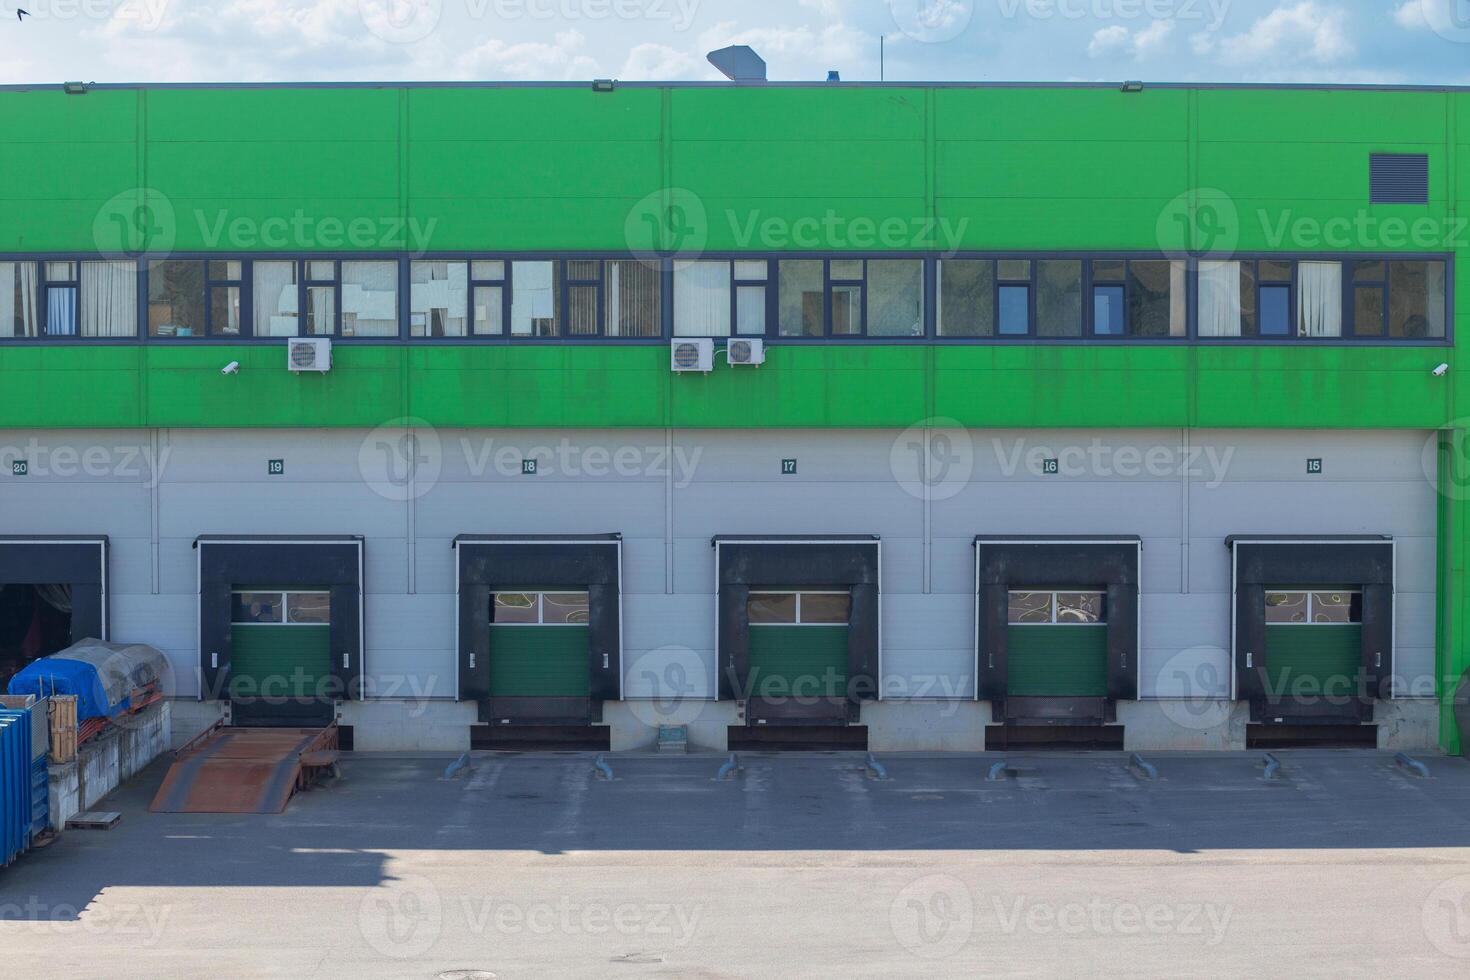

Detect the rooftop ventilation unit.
[
  {"left": 727, "top": 338, "right": 765, "bottom": 366},
  {"left": 670, "top": 338, "right": 714, "bottom": 373},
  {"left": 707, "top": 45, "right": 766, "bottom": 83},
  {"left": 287, "top": 337, "right": 332, "bottom": 373}
]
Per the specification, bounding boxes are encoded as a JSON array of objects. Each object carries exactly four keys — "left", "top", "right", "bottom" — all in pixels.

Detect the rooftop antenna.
[
  {"left": 707, "top": 45, "right": 767, "bottom": 83},
  {"left": 880, "top": 35, "right": 884, "bottom": 82}
]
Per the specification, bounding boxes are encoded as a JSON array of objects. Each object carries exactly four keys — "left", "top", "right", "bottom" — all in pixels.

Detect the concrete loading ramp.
[{"left": 150, "top": 724, "right": 339, "bottom": 814}]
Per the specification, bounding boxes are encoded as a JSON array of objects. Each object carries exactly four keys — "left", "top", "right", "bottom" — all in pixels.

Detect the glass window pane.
[
  {"left": 45, "top": 261, "right": 77, "bottom": 281},
  {"left": 938, "top": 259, "right": 993, "bottom": 337},
  {"left": 1389, "top": 260, "right": 1445, "bottom": 338},
  {"left": 1259, "top": 260, "right": 1292, "bottom": 283},
  {"left": 208, "top": 260, "right": 242, "bottom": 281},
  {"left": 147, "top": 259, "right": 207, "bottom": 338},
  {"left": 79, "top": 261, "right": 137, "bottom": 338},
  {"left": 567, "top": 284, "right": 598, "bottom": 336},
  {"left": 674, "top": 261, "right": 732, "bottom": 337},
  {"left": 1310, "top": 591, "right": 1361, "bottom": 624},
  {"left": 1092, "top": 259, "right": 1126, "bottom": 282},
  {"left": 307, "top": 260, "right": 335, "bottom": 282},
  {"left": 734, "top": 259, "right": 767, "bottom": 281},
  {"left": 232, "top": 591, "right": 283, "bottom": 624},
  {"left": 1353, "top": 286, "right": 1385, "bottom": 336},
  {"left": 1240, "top": 262, "right": 1258, "bottom": 336},
  {"left": 1259, "top": 285, "right": 1291, "bottom": 336},
  {"left": 735, "top": 285, "right": 767, "bottom": 336},
  {"left": 998, "top": 284, "right": 1030, "bottom": 335},
  {"left": 1197, "top": 261, "right": 1243, "bottom": 338},
  {"left": 253, "top": 261, "right": 299, "bottom": 337},
  {"left": 800, "top": 593, "right": 851, "bottom": 624},
  {"left": 471, "top": 260, "right": 505, "bottom": 281},
  {"left": 565, "top": 259, "right": 600, "bottom": 281},
  {"left": 830, "top": 258, "right": 863, "bottom": 280},
  {"left": 1094, "top": 285, "right": 1125, "bottom": 336},
  {"left": 341, "top": 261, "right": 398, "bottom": 337},
  {"left": 473, "top": 285, "right": 503, "bottom": 336},
  {"left": 511, "top": 261, "right": 558, "bottom": 336},
  {"left": 1265, "top": 592, "right": 1307, "bottom": 624},
  {"left": 1352, "top": 260, "right": 1386, "bottom": 283},
  {"left": 410, "top": 260, "right": 466, "bottom": 338},
  {"left": 605, "top": 259, "right": 660, "bottom": 337},
  {"left": 1036, "top": 260, "right": 1081, "bottom": 337},
  {"left": 997, "top": 259, "right": 1031, "bottom": 281},
  {"left": 45, "top": 286, "right": 78, "bottom": 336},
  {"left": 1296, "top": 261, "right": 1343, "bottom": 338},
  {"left": 492, "top": 593, "right": 539, "bottom": 624},
  {"left": 305, "top": 285, "right": 335, "bottom": 336},
  {"left": 1007, "top": 591, "right": 1052, "bottom": 624},
  {"left": 209, "top": 285, "right": 241, "bottom": 336},
  {"left": 542, "top": 592, "right": 590, "bottom": 624},
  {"left": 1056, "top": 593, "right": 1105, "bottom": 624},
  {"left": 1127, "top": 259, "right": 1179, "bottom": 338},
  {"left": 867, "top": 259, "right": 924, "bottom": 337},
  {"left": 831, "top": 284, "right": 862, "bottom": 335},
  {"left": 748, "top": 593, "right": 797, "bottom": 624},
  {"left": 286, "top": 592, "right": 331, "bottom": 625},
  {"left": 779, "top": 260, "right": 824, "bottom": 337},
  {"left": 0, "top": 262, "right": 40, "bottom": 338}
]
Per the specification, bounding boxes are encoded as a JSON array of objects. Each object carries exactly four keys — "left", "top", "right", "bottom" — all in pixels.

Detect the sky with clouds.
[{"left": 0, "top": 0, "right": 1466, "bottom": 86}]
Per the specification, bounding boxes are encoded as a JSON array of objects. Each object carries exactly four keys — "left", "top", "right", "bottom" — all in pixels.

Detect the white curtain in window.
[
  {"left": 253, "top": 261, "right": 298, "bottom": 336},
  {"left": 1197, "top": 260, "right": 1242, "bottom": 337},
  {"left": 673, "top": 261, "right": 731, "bottom": 337},
  {"left": 0, "top": 262, "right": 39, "bottom": 337},
  {"left": 80, "top": 261, "right": 138, "bottom": 337},
  {"left": 510, "top": 261, "right": 555, "bottom": 335},
  {"left": 1297, "top": 261, "right": 1342, "bottom": 337},
  {"left": 341, "top": 261, "right": 398, "bottom": 337},
  {"left": 47, "top": 287, "right": 77, "bottom": 335}
]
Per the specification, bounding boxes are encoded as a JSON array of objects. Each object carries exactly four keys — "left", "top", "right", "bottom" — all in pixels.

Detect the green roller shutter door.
[
  {"left": 747, "top": 625, "right": 848, "bottom": 699},
  {"left": 229, "top": 624, "right": 332, "bottom": 700},
  {"left": 1006, "top": 625, "right": 1109, "bottom": 697},
  {"left": 1264, "top": 625, "right": 1361, "bottom": 698},
  {"left": 488, "top": 626, "right": 591, "bottom": 697}
]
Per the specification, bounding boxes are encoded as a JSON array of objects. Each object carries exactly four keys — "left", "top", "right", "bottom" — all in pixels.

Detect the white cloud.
[
  {"left": 1087, "top": 25, "right": 1130, "bottom": 58},
  {"left": 1394, "top": 0, "right": 1428, "bottom": 30},
  {"left": 455, "top": 29, "right": 600, "bottom": 81},
  {"left": 1189, "top": 30, "right": 1217, "bottom": 56},
  {"left": 1217, "top": 1, "right": 1354, "bottom": 66},
  {"left": 619, "top": 42, "right": 700, "bottom": 81},
  {"left": 1087, "top": 20, "right": 1174, "bottom": 60}
]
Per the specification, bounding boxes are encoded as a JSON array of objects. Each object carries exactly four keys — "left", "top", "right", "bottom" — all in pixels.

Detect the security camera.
[
  {"left": 1433, "top": 363, "right": 1449, "bottom": 377},
  {"left": 221, "top": 361, "right": 240, "bottom": 376}
]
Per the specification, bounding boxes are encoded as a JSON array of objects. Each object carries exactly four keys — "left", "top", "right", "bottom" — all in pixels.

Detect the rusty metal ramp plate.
[{"left": 150, "top": 727, "right": 336, "bottom": 814}]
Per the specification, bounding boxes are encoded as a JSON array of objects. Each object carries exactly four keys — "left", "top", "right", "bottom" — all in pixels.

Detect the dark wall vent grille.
[{"left": 1370, "top": 153, "right": 1429, "bottom": 204}]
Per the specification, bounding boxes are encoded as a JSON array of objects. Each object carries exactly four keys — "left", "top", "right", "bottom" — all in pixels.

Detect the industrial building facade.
[{"left": 0, "top": 81, "right": 1465, "bottom": 753}]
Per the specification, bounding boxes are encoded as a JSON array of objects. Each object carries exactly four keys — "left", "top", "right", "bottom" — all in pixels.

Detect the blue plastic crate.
[{"left": 0, "top": 707, "right": 35, "bottom": 867}]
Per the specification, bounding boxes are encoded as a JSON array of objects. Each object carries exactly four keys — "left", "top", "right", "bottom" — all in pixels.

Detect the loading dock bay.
[{"left": 5, "top": 749, "right": 1470, "bottom": 978}]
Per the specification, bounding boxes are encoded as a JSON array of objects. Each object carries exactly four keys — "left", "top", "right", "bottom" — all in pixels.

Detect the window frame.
[
  {"left": 229, "top": 589, "right": 332, "bottom": 627},
  {"left": 490, "top": 589, "right": 592, "bottom": 626},
  {"left": 0, "top": 257, "right": 143, "bottom": 343},
  {"left": 1005, "top": 589, "right": 1108, "bottom": 626},
  {"left": 748, "top": 589, "right": 852, "bottom": 626},
  {"left": 1263, "top": 589, "right": 1364, "bottom": 626}
]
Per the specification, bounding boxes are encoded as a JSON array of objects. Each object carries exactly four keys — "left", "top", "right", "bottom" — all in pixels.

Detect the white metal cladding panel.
[
  {"left": 1188, "top": 482, "right": 1434, "bottom": 538},
  {"left": 0, "top": 482, "right": 153, "bottom": 537},
  {"left": 1137, "top": 593, "right": 1232, "bottom": 698},
  {"left": 0, "top": 428, "right": 166, "bottom": 485},
  {"left": 363, "top": 593, "right": 456, "bottom": 700},
  {"left": 431, "top": 428, "right": 674, "bottom": 482},
  {"left": 156, "top": 482, "right": 403, "bottom": 537},
  {"left": 965, "top": 429, "right": 1192, "bottom": 480},
  {"left": 671, "top": 539, "right": 717, "bottom": 594},
  {"left": 673, "top": 482, "right": 923, "bottom": 537},
  {"left": 110, "top": 593, "right": 199, "bottom": 697},
  {"left": 674, "top": 429, "right": 910, "bottom": 482},
  {"left": 412, "top": 482, "right": 665, "bottom": 538},
  {"left": 158, "top": 428, "right": 369, "bottom": 480},
  {"left": 622, "top": 594, "right": 717, "bottom": 699},
  {"left": 881, "top": 594, "right": 976, "bottom": 699},
  {"left": 931, "top": 482, "right": 1182, "bottom": 538},
  {"left": 1188, "top": 429, "right": 1434, "bottom": 483},
  {"left": 106, "top": 538, "right": 154, "bottom": 596}
]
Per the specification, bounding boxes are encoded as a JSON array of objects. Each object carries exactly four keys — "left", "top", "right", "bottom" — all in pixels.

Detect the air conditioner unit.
[
  {"left": 287, "top": 337, "right": 332, "bottom": 373},
  {"left": 670, "top": 338, "right": 713, "bottom": 373},
  {"left": 727, "top": 338, "right": 765, "bottom": 366}
]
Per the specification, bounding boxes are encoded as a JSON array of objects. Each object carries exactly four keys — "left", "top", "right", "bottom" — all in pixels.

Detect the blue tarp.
[{"left": 7, "top": 656, "right": 119, "bottom": 722}]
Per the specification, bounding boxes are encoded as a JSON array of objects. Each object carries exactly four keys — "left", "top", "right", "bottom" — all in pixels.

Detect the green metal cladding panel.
[
  {"left": 1006, "top": 625, "right": 1109, "bottom": 698},
  {"left": 747, "top": 625, "right": 849, "bottom": 699},
  {"left": 487, "top": 625, "right": 591, "bottom": 698}
]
